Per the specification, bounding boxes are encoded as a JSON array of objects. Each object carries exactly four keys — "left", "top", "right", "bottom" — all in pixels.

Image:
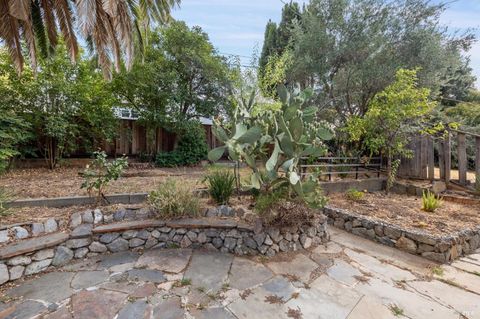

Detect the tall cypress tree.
[{"left": 259, "top": 20, "right": 278, "bottom": 77}]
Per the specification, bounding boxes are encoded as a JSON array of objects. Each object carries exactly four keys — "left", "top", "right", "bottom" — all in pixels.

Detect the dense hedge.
[{"left": 155, "top": 123, "right": 208, "bottom": 167}]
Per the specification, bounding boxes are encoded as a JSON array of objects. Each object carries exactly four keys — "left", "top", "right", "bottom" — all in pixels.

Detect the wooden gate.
[{"left": 398, "top": 130, "right": 480, "bottom": 186}]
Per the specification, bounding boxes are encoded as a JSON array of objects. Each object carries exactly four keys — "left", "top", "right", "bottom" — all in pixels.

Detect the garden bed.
[
  {"left": 0, "top": 167, "right": 207, "bottom": 199},
  {"left": 328, "top": 192, "right": 480, "bottom": 236},
  {"left": 325, "top": 192, "right": 480, "bottom": 263}
]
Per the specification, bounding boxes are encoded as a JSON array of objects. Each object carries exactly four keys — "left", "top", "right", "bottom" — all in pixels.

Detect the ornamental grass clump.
[
  {"left": 422, "top": 190, "right": 442, "bottom": 213},
  {"left": 345, "top": 188, "right": 365, "bottom": 202},
  {"left": 204, "top": 169, "right": 236, "bottom": 205},
  {"left": 148, "top": 179, "right": 199, "bottom": 219}
]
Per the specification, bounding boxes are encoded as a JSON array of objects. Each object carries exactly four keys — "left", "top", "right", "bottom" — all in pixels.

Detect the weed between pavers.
[
  {"left": 174, "top": 278, "right": 192, "bottom": 287},
  {"left": 389, "top": 304, "right": 404, "bottom": 317},
  {"left": 430, "top": 266, "right": 444, "bottom": 276}
]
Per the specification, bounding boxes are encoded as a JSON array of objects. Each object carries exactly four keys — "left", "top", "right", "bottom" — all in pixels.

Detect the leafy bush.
[
  {"left": 204, "top": 169, "right": 236, "bottom": 205},
  {"left": 155, "top": 122, "right": 208, "bottom": 167},
  {"left": 254, "top": 189, "right": 287, "bottom": 214},
  {"left": 148, "top": 179, "right": 200, "bottom": 218},
  {"left": 345, "top": 188, "right": 365, "bottom": 201},
  {"left": 138, "top": 152, "right": 154, "bottom": 163},
  {"left": 422, "top": 190, "right": 442, "bottom": 213},
  {"left": 155, "top": 152, "right": 184, "bottom": 167},
  {"left": 81, "top": 151, "right": 128, "bottom": 202},
  {"left": 0, "top": 187, "right": 12, "bottom": 217}
]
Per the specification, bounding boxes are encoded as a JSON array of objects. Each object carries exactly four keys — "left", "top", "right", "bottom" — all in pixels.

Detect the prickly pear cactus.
[{"left": 208, "top": 85, "right": 333, "bottom": 207}]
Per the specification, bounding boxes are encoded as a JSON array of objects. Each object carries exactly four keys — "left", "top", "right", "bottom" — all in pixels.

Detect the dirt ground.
[
  {"left": 0, "top": 166, "right": 211, "bottom": 199},
  {"left": 328, "top": 191, "right": 480, "bottom": 236},
  {"left": 0, "top": 164, "right": 256, "bottom": 200}
]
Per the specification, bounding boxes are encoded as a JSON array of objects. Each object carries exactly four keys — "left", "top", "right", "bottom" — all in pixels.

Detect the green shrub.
[
  {"left": 0, "top": 187, "right": 12, "bottom": 216},
  {"left": 345, "top": 188, "right": 365, "bottom": 201},
  {"left": 155, "top": 152, "right": 184, "bottom": 167},
  {"left": 81, "top": 151, "right": 128, "bottom": 202},
  {"left": 138, "top": 152, "right": 154, "bottom": 163},
  {"left": 148, "top": 179, "right": 200, "bottom": 218},
  {"left": 155, "top": 122, "right": 208, "bottom": 167},
  {"left": 204, "top": 169, "right": 236, "bottom": 205},
  {"left": 422, "top": 190, "right": 442, "bottom": 213},
  {"left": 254, "top": 189, "right": 288, "bottom": 214}
]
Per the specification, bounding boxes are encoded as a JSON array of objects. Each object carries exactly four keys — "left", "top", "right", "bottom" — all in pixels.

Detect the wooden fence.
[
  {"left": 299, "top": 157, "right": 382, "bottom": 181},
  {"left": 398, "top": 130, "right": 480, "bottom": 186}
]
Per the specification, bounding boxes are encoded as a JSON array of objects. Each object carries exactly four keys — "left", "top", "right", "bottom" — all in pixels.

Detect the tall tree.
[
  {"left": 0, "top": 0, "right": 179, "bottom": 78},
  {"left": 112, "top": 22, "right": 236, "bottom": 152},
  {"left": 287, "top": 0, "right": 475, "bottom": 124},
  {"left": 258, "top": 2, "right": 301, "bottom": 89},
  {"left": 259, "top": 20, "right": 278, "bottom": 78},
  {"left": 0, "top": 45, "right": 117, "bottom": 169},
  {"left": 346, "top": 69, "right": 436, "bottom": 192}
]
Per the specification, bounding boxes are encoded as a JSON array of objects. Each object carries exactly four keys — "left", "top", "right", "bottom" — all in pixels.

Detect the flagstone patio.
[{"left": 1, "top": 228, "right": 479, "bottom": 319}]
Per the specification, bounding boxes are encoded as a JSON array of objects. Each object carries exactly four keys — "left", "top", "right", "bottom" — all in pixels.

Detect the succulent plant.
[{"left": 208, "top": 85, "right": 333, "bottom": 207}]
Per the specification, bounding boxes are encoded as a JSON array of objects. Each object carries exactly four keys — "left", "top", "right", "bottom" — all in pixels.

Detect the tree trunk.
[{"left": 386, "top": 154, "right": 392, "bottom": 194}]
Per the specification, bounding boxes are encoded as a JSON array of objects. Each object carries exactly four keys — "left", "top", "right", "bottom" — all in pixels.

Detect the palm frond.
[
  {"left": 40, "top": 0, "right": 59, "bottom": 51},
  {"left": 53, "top": 0, "right": 79, "bottom": 62},
  {"left": 0, "top": 0, "right": 23, "bottom": 73},
  {"left": 31, "top": 0, "right": 49, "bottom": 58}
]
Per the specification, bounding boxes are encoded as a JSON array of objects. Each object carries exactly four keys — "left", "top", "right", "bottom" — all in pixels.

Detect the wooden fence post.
[
  {"left": 420, "top": 136, "right": 428, "bottom": 179},
  {"left": 476, "top": 136, "right": 480, "bottom": 185},
  {"left": 428, "top": 136, "right": 435, "bottom": 181},
  {"left": 457, "top": 132, "right": 467, "bottom": 185},
  {"left": 438, "top": 142, "right": 445, "bottom": 180},
  {"left": 445, "top": 132, "right": 451, "bottom": 185}
]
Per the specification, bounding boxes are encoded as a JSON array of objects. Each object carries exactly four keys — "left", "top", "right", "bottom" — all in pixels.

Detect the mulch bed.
[
  {"left": 0, "top": 167, "right": 208, "bottom": 199},
  {"left": 328, "top": 192, "right": 480, "bottom": 236}
]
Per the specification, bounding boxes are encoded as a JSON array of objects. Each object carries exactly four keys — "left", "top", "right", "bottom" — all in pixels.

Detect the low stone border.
[
  {"left": 323, "top": 206, "right": 480, "bottom": 263},
  {"left": 0, "top": 218, "right": 63, "bottom": 246},
  {"left": 0, "top": 208, "right": 329, "bottom": 285},
  {"left": 5, "top": 193, "right": 149, "bottom": 208},
  {"left": 6, "top": 179, "right": 386, "bottom": 209}
]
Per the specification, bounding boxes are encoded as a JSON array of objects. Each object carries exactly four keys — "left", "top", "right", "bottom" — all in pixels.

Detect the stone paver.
[
  {"left": 1, "top": 229, "right": 479, "bottom": 319},
  {"left": 267, "top": 253, "right": 319, "bottom": 282},
  {"left": 117, "top": 300, "right": 150, "bottom": 319},
  {"left": 228, "top": 257, "right": 274, "bottom": 290},
  {"left": 184, "top": 250, "right": 233, "bottom": 292},
  {"left": 285, "top": 275, "right": 363, "bottom": 319},
  {"left": 346, "top": 295, "right": 396, "bottom": 319},
  {"left": 326, "top": 259, "right": 363, "bottom": 286},
  {"left": 407, "top": 279, "right": 480, "bottom": 319},
  {"left": 98, "top": 251, "right": 139, "bottom": 268},
  {"left": 71, "top": 270, "right": 110, "bottom": 289},
  {"left": 152, "top": 296, "right": 184, "bottom": 319},
  {"left": 7, "top": 271, "right": 75, "bottom": 303},
  {"left": 71, "top": 289, "right": 127, "bottom": 318},
  {"left": 135, "top": 248, "right": 192, "bottom": 273}
]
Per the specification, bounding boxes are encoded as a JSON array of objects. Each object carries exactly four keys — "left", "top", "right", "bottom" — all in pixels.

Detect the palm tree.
[{"left": 0, "top": 0, "right": 179, "bottom": 79}]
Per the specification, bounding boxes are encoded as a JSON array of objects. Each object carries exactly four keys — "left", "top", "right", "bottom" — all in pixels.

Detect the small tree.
[
  {"left": 81, "top": 151, "right": 128, "bottom": 203},
  {"left": 346, "top": 69, "right": 435, "bottom": 192}
]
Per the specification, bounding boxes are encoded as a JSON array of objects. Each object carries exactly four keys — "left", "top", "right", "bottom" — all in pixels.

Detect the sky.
[{"left": 172, "top": 0, "right": 480, "bottom": 87}]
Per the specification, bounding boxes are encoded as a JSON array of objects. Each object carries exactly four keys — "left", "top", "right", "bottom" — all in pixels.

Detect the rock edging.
[
  {"left": 0, "top": 212, "right": 329, "bottom": 285},
  {"left": 323, "top": 205, "right": 480, "bottom": 263}
]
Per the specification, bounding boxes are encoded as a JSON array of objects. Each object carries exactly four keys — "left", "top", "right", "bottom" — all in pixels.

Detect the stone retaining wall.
[
  {"left": 0, "top": 208, "right": 329, "bottom": 285},
  {"left": 0, "top": 218, "right": 64, "bottom": 246},
  {"left": 324, "top": 206, "right": 480, "bottom": 263}
]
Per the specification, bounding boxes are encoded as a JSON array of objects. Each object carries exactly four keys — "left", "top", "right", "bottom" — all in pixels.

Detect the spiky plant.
[
  {"left": 0, "top": 0, "right": 179, "bottom": 78},
  {"left": 208, "top": 85, "right": 333, "bottom": 208}
]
